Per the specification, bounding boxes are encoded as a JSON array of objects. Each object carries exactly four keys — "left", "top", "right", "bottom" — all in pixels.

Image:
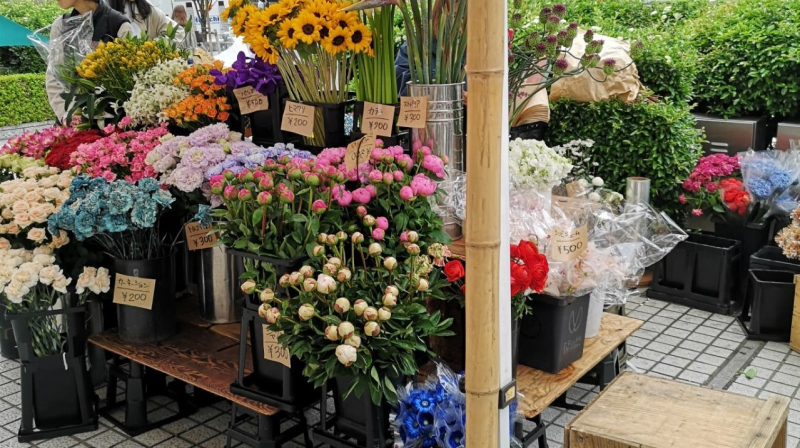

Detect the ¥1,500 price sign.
[
  {"left": 113, "top": 273, "right": 157, "bottom": 310},
  {"left": 281, "top": 101, "right": 316, "bottom": 137},
  {"left": 396, "top": 96, "right": 428, "bottom": 128},
  {"left": 233, "top": 86, "right": 269, "bottom": 115},
  {"left": 262, "top": 325, "right": 291, "bottom": 367},
  {"left": 184, "top": 221, "right": 217, "bottom": 251}
]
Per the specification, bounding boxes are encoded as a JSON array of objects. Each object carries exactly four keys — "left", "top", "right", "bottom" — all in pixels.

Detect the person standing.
[
  {"left": 109, "top": 0, "right": 178, "bottom": 39},
  {"left": 46, "top": 0, "right": 133, "bottom": 122},
  {"left": 172, "top": 5, "right": 199, "bottom": 50}
]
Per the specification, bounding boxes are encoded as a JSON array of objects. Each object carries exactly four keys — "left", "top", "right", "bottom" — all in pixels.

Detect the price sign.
[
  {"left": 565, "top": 181, "right": 584, "bottom": 197},
  {"left": 262, "top": 325, "right": 291, "bottom": 368},
  {"left": 345, "top": 134, "right": 376, "bottom": 171},
  {"left": 361, "top": 102, "right": 395, "bottom": 137},
  {"left": 396, "top": 96, "right": 428, "bottom": 128},
  {"left": 550, "top": 224, "right": 588, "bottom": 262},
  {"left": 281, "top": 101, "right": 315, "bottom": 137},
  {"left": 184, "top": 221, "right": 218, "bottom": 251},
  {"left": 233, "top": 86, "right": 269, "bottom": 115},
  {"left": 113, "top": 273, "right": 156, "bottom": 310}
]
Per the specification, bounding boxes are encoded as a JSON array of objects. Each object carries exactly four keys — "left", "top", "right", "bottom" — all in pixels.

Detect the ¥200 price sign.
[
  {"left": 113, "top": 274, "right": 157, "bottom": 310},
  {"left": 281, "top": 101, "right": 316, "bottom": 137},
  {"left": 184, "top": 221, "right": 218, "bottom": 251}
]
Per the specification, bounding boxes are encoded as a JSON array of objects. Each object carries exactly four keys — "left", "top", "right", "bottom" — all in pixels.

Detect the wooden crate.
[
  {"left": 791, "top": 275, "right": 800, "bottom": 353},
  {"left": 565, "top": 372, "right": 789, "bottom": 448}
]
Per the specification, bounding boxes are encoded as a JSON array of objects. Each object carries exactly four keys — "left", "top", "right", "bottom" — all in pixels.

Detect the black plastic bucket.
[
  {"left": 113, "top": 253, "right": 177, "bottom": 344},
  {"left": 518, "top": 293, "right": 589, "bottom": 374},
  {"left": 332, "top": 375, "right": 390, "bottom": 445},
  {"left": 0, "top": 303, "right": 18, "bottom": 360},
  {"left": 750, "top": 246, "right": 800, "bottom": 274},
  {"left": 714, "top": 219, "right": 771, "bottom": 282},
  {"left": 740, "top": 269, "right": 795, "bottom": 340},
  {"left": 227, "top": 249, "right": 307, "bottom": 310}
]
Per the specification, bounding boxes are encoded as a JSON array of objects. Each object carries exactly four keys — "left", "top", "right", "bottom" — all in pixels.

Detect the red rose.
[
  {"left": 45, "top": 130, "right": 103, "bottom": 170},
  {"left": 516, "top": 240, "right": 540, "bottom": 266},
  {"left": 528, "top": 254, "right": 549, "bottom": 293},
  {"left": 510, "top": 244, "right": 520, "bottom": 259},
  {"left": 510, "top": 262, "right": 531, "bottom": 297},
  {"left": 443, "top": 260, "right": 465, "bottom": 282}
]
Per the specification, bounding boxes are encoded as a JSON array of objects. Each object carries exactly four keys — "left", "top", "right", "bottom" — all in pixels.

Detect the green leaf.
[
  {"left": 383, "top": 376, "right": 398, "bottom": 403},
  {"left": 251, "top": 208, "right": 264, "bottom": 228},
  {"left": 744, "top": 366, "right": 757, "bottom": 379}
]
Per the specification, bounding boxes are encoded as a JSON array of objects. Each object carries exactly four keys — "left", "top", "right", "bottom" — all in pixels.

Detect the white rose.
[
  {"left": 42, "top": 187, "right": 62, "bottom": 201},
  {"left": 52, "top": 274, "right": 71, "bottom": 294},
  {"left": 23, "top": 191, "right": 40, "bottom": 203},
  {"left": 14, "top": 213, "right": 33, "bottom": 228},
  {"left": 27, "top": 228, "right": 47, "bottom": 244},
  {"left": 28, "top": 206, "right": 49, "bottom": 224},
  {"left": 38, "top": 176, "right": 56, "bottom": 188},
  {"left": 12, "top": 188, "right": 27, "bottom": 200},
  {"left": 0, "top": 194, "right": 15, "bottom": 207},
  {"left": 0, "top": 238, "right": 10, "bottom": 250},
  {"left": 1, "top": 209, "right": 13, "bottom": 221},
  {"left": 11, "top": 201, "right": 28, "bottom": 213}
]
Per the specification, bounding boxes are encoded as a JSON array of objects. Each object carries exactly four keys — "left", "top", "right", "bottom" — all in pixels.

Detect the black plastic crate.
[
  {"left": 646, "top": 233, "right": 741, "bottom": 314},
  {"left": 714, "top": 220, "right": 771, "bottom": 282},
  {"left": 737, "top": 269, "right": 796, "bottom": 341},
  {"left": 750, "top": 246, "right": 800, "bottom": 274},
  {"left": 518, "top": 293, "right": 590, "bottom": 374}
]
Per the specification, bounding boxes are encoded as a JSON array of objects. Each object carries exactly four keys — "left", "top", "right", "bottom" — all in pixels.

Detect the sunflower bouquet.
[
  {"left": 224, "top": 0, "right": 373, "bottom": 146},
  {"left": 164, "top": 61, "right": 235, "bottom": 130}
]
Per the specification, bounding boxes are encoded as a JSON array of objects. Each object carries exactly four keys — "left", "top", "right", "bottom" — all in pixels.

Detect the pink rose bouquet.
[{"left": 1, "top": 125, "right": 78, "bottom": 159}]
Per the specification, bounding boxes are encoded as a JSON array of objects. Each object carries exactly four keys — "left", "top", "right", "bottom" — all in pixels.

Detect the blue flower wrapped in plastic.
[{"left": 737, "top": 150, "right": 800, "bottom": 222}]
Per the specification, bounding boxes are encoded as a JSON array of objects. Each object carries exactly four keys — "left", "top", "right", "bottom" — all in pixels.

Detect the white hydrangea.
[
  {"left": 124, "top": 58, "right": 191, "bottom": 126},
  {"left": 509, "top": 138, "right": 573, "bottom": 192}
]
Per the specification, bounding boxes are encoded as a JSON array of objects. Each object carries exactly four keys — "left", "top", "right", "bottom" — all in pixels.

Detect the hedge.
[
  {"left": 545, "top": 98, "right": 703, "bottom": 219},
  {"left": 0, "top": 74, "right": 54, "bottom": 127}
]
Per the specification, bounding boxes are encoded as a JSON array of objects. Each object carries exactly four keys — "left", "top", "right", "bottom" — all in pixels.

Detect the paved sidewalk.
[
  {"left": 0, "top": 293, "right": 795, "bottom": 447},
  {"left": 0, "top": 122, "right": 53, "bottom": 148}
]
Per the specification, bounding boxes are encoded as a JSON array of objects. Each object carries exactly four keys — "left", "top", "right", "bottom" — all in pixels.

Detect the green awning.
[{"left": 0, "top": 15, "right": 48, "bottom": 47}]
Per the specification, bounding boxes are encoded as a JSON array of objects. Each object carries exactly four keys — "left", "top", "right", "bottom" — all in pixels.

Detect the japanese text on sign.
[
  {"left": 233, "top": 86, "right": 269, "bottom": 115},
  {"left": 184, "top": 221, "right": 218, "bottom": 251},
  {"left": 345, "top": 134, "right": 376, "bottom": 171},
  {"left": 113, "top": 273, "right": 157, "bottom": 310},
  {"left": 262, "top": 325, "right": 291, "bottom": 367},
  {"left": 550, "top": 224, "right": 588, "bottom": 262},
  {"left": 396, "top": 96, "right": 428, "bottom": 128},
  {"left": 361, "top": 102, "right": 395, "bottom": 137},
  {"left": 281, "top": 101, "right": 316, "bottom": 137}
]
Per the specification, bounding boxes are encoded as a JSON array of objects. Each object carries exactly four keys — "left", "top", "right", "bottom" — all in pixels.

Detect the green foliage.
[
  {"left": 0, "top": 74, "right": 55, "bottom": 126},
  {"left": 632, "top": 31, "right": 697, "bottom": 104},
  {"left": 545, "top": 98, "right": 703, "bottom": 219},
  {"left": 689, "top": 0, "right": 800, "bottom": 118},
  {"left": 0, "top": 47, "right": 46, "bottom": 75},
  {"left": 0, "top": 0, "right": 63, "bottom": 33}
]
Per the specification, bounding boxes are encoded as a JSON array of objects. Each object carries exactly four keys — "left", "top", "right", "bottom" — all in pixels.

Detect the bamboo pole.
[{"left": 464, "top": 0, "right": 506, "bottom": 441}]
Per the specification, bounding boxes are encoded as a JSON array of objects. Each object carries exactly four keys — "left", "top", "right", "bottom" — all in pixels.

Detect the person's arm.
[
  {"left": 45, "top": 18, "right": 66, "bottom": 122},
  {"left": 395, "top": 43, "right": 410, "bottom": 96},
  {"left": 148, "top": 6, "right": 178, "bottom": 39},
  {"left": 117, "top": 22, "right": 134, "bottom": 38}
]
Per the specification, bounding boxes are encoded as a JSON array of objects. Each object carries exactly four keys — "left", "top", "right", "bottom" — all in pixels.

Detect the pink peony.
[
  {"left": 312, "top": 200, "right": 327, "bottom": 215},
  {"left": 368, "top": 169, "right": 383, "bottom": 183},
  {"left": 356, "top": 206, "right": 368, "bottom": 217},
  {"left": 692, "top": 209, "right": 703, "bottom": 216},
  {"left": 375, "top": 217, "right": 389, "bottom": 230},
  {"left": 399, "top": 186, "right": 416, "bottom": 201},
  {"left": 372, "top": 228, "right": 385, "bottom": 240},
  {"left": 352, "top": 188, "right": 372, "bottom": 204},
  {"left": 336, "top": 189, "right": 352, "bottom": 206},
  {"left": 679, "top": 194, "right": 687, "bottom": 205},
  {"left": 393, "top": 170, "right": 405, "bottom": 182},
  {"left": 365, "top": 185, "right": 377, "bottom": 198}
]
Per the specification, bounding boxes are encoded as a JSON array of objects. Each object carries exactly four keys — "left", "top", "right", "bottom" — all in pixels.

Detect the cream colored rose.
[
  {"left": 14, "top": 213, "right": 33, "bottom": 228},
  {"left": 49, "top": 230, "right": 69, "bottom": 249},
  {"left": 42, "top": 187, "right": 62, "bottom": 201},
  {"left": 26, "top": 228, "right": 46, "bottom": 244},
  {"left": 0, "top": 238, "right": 9, "bottom": 250},
  {"left": 38, "top": 176, "right": 56, "bottom": 188},
  {"left": 33, "top": 254, "right": 55, "bottom": 266},
  {"left": 56, "top": 176, "right": 72, "bottom": 189},
  {"left": 12, "top": 187, "right": 27, "bottom": 199},
  {"left": 6, "top": 223, "right": 20, "bottom": 235},
  {"left": 33, "top": 246, "right": 53, "bottom": 256},
  {"left": 28, "top": 207, "right": 50, "bottom": 224},
  {"left": 1, "top": 209, "right": 13, "bottom": 221},
  {"left": 11, "top": 201, "right": 29, "bottom": 213},
  {"left": 23, "top": 191, "right": 40, "bottom": 203},
  {"left": 0, "top": 194, "right": 15, "bottom": 207}
]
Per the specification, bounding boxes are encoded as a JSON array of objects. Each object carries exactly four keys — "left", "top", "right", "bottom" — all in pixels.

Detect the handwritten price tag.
[
  {"left": 184, "top": 221, "right": 217, "bottom": 251},
  {"left": 550, "top": 224, "right": 588, "bottom": 262},
  {"left": 565, "top": 181, "right": 584, "bottom": 198},
  {"left": 361, "top": 102, "right": 395, "bottom": 137},
  {"left": 345, "top": 134, "right": 376, "bottom": 171},
  {"left": 262, "top": 325, "right": 291, "bottom": 368},
  {"left": 281, "top": 101, "right": 315, "bottom": 137},
  {"left": 113, "top": 273, "right": 156, "bottom": 310},
  {"left": 397, "top": 96, "right": 428, "bottom": 128},
  {"left": 233, "top": 86, "right": 269, "bottom": 115}
]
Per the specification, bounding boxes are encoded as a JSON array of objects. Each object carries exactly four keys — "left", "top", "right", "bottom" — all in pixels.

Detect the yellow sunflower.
[
  {"left": 307, "top": 0, "right": 338, "bottom": 20},
  {"left": 277, "top": 19, "right": 300, "bottom": 49},
  {"left": 322, "top": 26, "right": 350, "bottom": 55},
  {"left": 231, "top": 4, "right": 257, "bottom": 35},
  {"left": 251, "top": 34, "right": 280, "bottom": 65},
  {"left": 329, "top": 11, "right": 357, "bottom": 29},
  {"left": 279, "top": 0, "right": 303, "bottom": 11},
  {"left": 263, "top": 3, "right": 290, "bottom": 24},
  {"left": 293, "top": 11, "right": 322, "bottom": 44},
  {"left": 346, "top": 22, "right": 372, "bottom": 53},
  {"left": 244, "top": 10, "right": 273, "bottom": 38}
]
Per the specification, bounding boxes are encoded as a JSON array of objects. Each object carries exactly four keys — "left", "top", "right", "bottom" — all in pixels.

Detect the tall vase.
[
  {"left": 408, "top": 82, "right": 465, "bottom": 239},
  {"left": 195, "top": 246, "right": 242, "bottom": 324}
]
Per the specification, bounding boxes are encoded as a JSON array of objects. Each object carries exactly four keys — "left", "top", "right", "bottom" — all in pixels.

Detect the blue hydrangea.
[
  {"left": 769, "top": 170, "right": 792, "bottom": 190},
  {"left": 747, "top": 178, "right": 773, "bottom": 199}
]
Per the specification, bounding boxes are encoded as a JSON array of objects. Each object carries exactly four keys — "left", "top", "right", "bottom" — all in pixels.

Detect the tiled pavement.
[{"left": 0, "top": 292, "right": 798, "bottom": 448}]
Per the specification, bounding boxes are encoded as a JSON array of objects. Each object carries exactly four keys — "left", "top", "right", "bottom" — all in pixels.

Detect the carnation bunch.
[
  {"left": 0, "top": 166, "right": 73, "bottom": 250},
  {"left": 124, "top": 57, "right": 191, "bottom": 126},
  {"left": 164, "top": 61, "right": 234, "bottom": 130},
  {"left": 1, "top": 124, "right": 78, "bottom": 159},
  {"left": 508, "top": 138, "right": 573, "bottom": 193},
  {"left": 259, "top": 232, "right": 453, "bottom": 405},
  {"left": 719, "top": 178, "right": 750, "bottom": 218},
  {"left": 679, "top": 153, "right": 740, "bottom": 219},
  {"left": 70, "top": 120, "right": 168, "bottom": 183},
  {"left": 48, "top": 176, "right": 175, "bottom": 260},
  {"left": 44, "top": 129, "right": 105, "bottom": 170}
]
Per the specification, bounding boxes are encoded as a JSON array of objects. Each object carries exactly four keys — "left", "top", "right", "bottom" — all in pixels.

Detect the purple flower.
[{"left": 211, "top": 52, "right": 283, "bottom": 97}]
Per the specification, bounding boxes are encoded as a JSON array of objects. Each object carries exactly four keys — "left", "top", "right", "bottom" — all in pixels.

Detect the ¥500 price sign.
[
  {"left": 550, "top": 225, "right": 588, "bottom": 262},
  {"left": 281, "top": 101, "right": 316, "bottom": 137},
  {"left": 113, "top": 273, "right": 157, "bottom": 310},
  {"left": 184, "top": 221, "right": 218, "bottom": 251}
]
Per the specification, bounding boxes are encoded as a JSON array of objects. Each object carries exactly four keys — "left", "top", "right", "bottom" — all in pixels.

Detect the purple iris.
[{"left": 210, "top": 51, "right": 283, "bottom": 96}]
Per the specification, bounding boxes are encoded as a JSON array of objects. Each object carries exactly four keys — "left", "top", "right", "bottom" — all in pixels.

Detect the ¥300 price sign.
[
  {"left": 184, "top": 221, "right": 218, "bottom": 251},
  {"left": 113, "top": 273, "right": 157, "bottom": 310},
  {"left": 397, "top": 96, "right": 428, "bottom": 128}
]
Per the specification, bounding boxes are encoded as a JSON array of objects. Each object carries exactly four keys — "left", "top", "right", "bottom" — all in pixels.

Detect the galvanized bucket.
[{"left": 192, "top": 245, "right": 242, "bottom": 324}]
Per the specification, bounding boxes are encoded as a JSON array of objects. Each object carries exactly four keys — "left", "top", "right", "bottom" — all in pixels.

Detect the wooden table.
[
  {"left": 517, "top": 313, "right": 642, "bottom": 418},
  {"left": 565, "top": 372, "right": 789, "bottom": 448}
]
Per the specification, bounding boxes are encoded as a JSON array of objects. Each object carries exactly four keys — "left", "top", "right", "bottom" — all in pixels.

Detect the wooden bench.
[{"left": 565, "top": 372, "right": 789, "bottom": 448}]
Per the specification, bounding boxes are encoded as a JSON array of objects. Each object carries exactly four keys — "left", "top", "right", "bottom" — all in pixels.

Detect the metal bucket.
[
  {"left": 408, "top": 82, "right": 465, "bottom": 239},
  {"left": 194, "top": 246, "right": 242, "bottom": 324}
]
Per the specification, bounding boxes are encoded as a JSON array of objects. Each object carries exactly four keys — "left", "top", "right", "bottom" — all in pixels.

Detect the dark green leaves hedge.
[
  {"left": 0, "top": 74, "right": 54, "bottom": 126},
  {"left": 690, "top": 0, "right": 800, "bottom": 118},
  {"left": 0, "top": 47, "right": 46, "bottom": 75},
  {"left": 545, "top": 98, "right": 703, "bottom": 219}
]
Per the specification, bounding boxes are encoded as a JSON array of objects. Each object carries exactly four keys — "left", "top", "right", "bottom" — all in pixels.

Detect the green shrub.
[
  {"left": 545, "top": 98, "right": 703, "bottom": 219},
  {"left": 628, "top": 29, "right": 698, "bottom": 105},
  {"left": 0, "top": 74, "right": 54, "bottom": 126},
  {"left": 689, "top": 0, "right": 800, "bottom": 118},
  {"left": 0, "top": 47, "right": 46, "bottom": 75},
  {"left": 0, "top": 0, "right": 63, "bottom": 32}
]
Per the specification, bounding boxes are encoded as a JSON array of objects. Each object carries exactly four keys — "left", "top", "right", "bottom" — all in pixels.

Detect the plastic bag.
[
  {"left": 738, "top": 149, "right": 800, "bottom": 222},
  {"left": 433, "top": 169, "right": 466, "bottom": 226},
  {"left": 30, "top": 12, "right": 94, "bottom": 91}
]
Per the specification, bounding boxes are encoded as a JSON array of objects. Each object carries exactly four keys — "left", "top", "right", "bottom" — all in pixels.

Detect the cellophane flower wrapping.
[
  {"left": 738, "top": 150, "right": 800, "bottom": 222},
  {"left": 30, "top": 12, "right": 94, "bottom": 90},
  {"left": 391, "top": 362, "right": 521, "bottom": 448}
]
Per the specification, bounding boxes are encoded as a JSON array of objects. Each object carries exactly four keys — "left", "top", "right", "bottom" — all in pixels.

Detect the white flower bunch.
[
  {"left": 75, "top": 266, "right": 111, "bottom": 296},
  {"left": 0, "top": 247, "right": 71, "bottom": 303},
  {"left": 509, "top": 138, "right": 573, "bottom": 192},
  {"left": 124, "top": 58, "right": 191, "bottom": 126},
  {"left": 0, "top": 168, "right": 72, "bottom": 249},
  {"left": 552, "top": 139, "right": 596, "bottom": 179}
]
